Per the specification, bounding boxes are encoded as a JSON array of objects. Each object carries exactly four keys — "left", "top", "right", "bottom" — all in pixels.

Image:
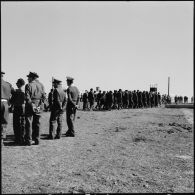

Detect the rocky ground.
[{"left": 2, "top": 106, "right": 194, "bottom": 193}]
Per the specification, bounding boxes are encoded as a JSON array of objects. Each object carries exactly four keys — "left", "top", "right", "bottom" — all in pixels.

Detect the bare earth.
[{"left": 2, "top": 107, "right": 194, "bottom": 193}]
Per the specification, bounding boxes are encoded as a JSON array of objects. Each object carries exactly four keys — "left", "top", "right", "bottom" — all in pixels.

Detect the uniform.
[
  {"left": 1, "top": 72, "right": 14, "bottom": 145},
  {"left": 88, "top": 89, "right": 94, "bottom": 110},
  {"left": 25, "top": 72, "right": 46, "bottom": 145},
  {"left": 82, "top": 91, "right": 89, "bottom": 111},
  {"left": 65, "top": 77, "right": 80, "bottom": 137},
  {"left": 49, "top": 79, "right": 66, "bottom": 139},
  {"left": 10, "top": 78, "right": 25, "bottom": 144}
]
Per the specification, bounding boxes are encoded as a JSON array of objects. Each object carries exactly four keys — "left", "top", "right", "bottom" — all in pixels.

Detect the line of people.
[
  {"left": 1, "top": 71, "right": 79, "bottom": 146},
  {"left": 81, "top": 89, "right": 162, "bottom": 111}
]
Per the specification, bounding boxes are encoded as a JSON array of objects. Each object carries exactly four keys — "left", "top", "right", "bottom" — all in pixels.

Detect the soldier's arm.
[
  {"left": 62, "top": 92, "right": 67, "bottom": 111},
  {"left": 25, "top": 84, "right": 32, "bottom": 104},
  {"left": 67, "top": 88, "right": 77, "bottom": 107}
]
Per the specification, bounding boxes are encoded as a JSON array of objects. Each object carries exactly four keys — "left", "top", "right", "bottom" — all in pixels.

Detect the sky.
[{"left": 1, "top": 1, "right": 194, "bottom": 98}]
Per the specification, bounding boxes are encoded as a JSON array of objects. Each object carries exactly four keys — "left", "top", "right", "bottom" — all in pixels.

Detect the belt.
[{"left": 1, "top": 99, "right": 8, "bottom": 102}]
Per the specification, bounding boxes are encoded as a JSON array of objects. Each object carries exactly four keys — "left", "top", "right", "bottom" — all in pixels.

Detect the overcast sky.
[{"left": 1, "top": 1, "right": 193, "bottom": 97}]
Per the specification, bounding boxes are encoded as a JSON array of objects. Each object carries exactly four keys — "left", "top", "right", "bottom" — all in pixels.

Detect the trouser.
[
  {"left": 13, "top": 112, "right": 25, "bottom": 143},
  {"left": 83, "top": 101, "right": 88, "bottom": 110},
  {"left": 89, "top": 101, "right": 94, "bottom": 110},
  {"left": 49, "top": 110, "right": 63, "bottom": 138},
  {"left": 1, "top": 101, "right": 9, "bottom": 141},
  {"left": 25, "top": 113, "right": 41, "bottom": 142},
  {"left": 66, "top": 106, "right": 77, "bottom": 135}
]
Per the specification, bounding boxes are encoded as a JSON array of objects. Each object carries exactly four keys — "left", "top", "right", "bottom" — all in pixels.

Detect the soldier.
[
  {"left": 25, "top": 72, "right": 46, "bottom": 145},
  {"left": 123, "top": 90, "right": 129, "bottom": 109},
  {"left": 157, "top": 92, "right": 161, "bottom": 106},
  {"left": 137, "top": 90, "right": 143, "bottom": 108},
  {"left": 132, "top": 90, "right": 138, "bottom": 108},
  {"left": 146, "top": 91, "right": 150, "bottom": 108},
  {"left": 82, "top": 90, "right": 89, "bottom": 111},
  {"left": 10, "top": 78, "right": 26, "bottom": 145},
  {"left": 65, "top": 76, "right": 80, "bottom": 137},
  {"left": 150, "top": 92, "right": 155, "bottom": 108},
  {"left": 113, "top": 90, "right": 118, "bottom": 109},
  {"left": 100, "top": 91, "right": 106, "bottom": 110},
  {"left": 142, "top": 91, "right": 147, "bottom": 108},
  {"left": 88, "top": 88, "right": 95, "bottom": 111},
  {"left": 1, "top": 71, "right": 14, "bottom": 146},
  {"left": 49, "top": 79, "right": 66, "bottom": 139},
  {"left": 184, "top": 96, "right": 188, "bottom": 104},
  {"left": 95, "top": 90, "right": 102, "bottom": 110},
  {"left": 117, "top": 89, "right": 123, "bottom": 110},
  {"left": 107, "top": 91, "right": 114, "bottom": 111},
  {"left": 48, "top": 89, "right": 54, "bottom": 111},
  {"left": 128, "top": 91, "right": 134, "bottom": 109}
]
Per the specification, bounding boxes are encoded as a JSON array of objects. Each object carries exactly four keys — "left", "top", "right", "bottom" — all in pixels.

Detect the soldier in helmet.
[
  {"left": 49, "top": 79, "right": 67, "bottom": 139},
  {"left": 1, "top": 71, "right": 14, "bottom": 146}
]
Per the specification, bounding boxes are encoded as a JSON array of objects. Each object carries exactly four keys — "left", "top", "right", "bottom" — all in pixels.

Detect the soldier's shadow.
[
  {"left": 4, "top": 135, "right": 21, "bottom": 147},
  {"left": 40, "top": 133, "right": 67, "bottom": 140}
]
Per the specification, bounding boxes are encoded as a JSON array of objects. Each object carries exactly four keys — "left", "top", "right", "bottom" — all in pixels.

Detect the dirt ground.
[{"left": 1, "top": 106, "right": 194, "bottom": 193}]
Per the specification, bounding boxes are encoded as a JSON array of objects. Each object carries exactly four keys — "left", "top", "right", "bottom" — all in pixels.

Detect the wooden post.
[{"left": 168, "top": 77, "right": 170, "bottom": 96}]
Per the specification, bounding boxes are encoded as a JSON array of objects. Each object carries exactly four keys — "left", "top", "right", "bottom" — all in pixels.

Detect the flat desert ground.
[{"left": 2, "top": 106, "right": 194, "bottom": 193}]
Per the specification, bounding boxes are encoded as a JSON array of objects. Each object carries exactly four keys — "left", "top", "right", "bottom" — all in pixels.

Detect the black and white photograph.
[{"left": 1, "top": 1, "right": 194, "bottom": 193}]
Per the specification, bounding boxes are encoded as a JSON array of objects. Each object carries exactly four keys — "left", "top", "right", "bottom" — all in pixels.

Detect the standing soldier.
[
  {"left": 142, "top": 91, "right": 147, "bottom": 108},
  {"left": 117, "top": 89, "right": 123, "bottom": 110},
  {"left": 65, "top": 76, "right": 80, "bottom": 137},
  {"left": 10, "top": 78, "right": 26, "bottom": 145},
  {"left": 82, "top": 90, "right": 89, "bottom": 111},
  {"left": 88, "top": 88, "right": 95, "bottom": 110},
  {"left": 49, "top": 79, "right": 66, "bottom": 139},
  {"left": 128, "top": 91, "right": 134, "bottom": 109},
  {"left": 25, "top": 72, "right": 46, "bottom": 145},
  {"left": 146, "top": 91, "right": 150, "bottom": 108},
  {"left": 1, "top": 71, "right": 14, "bottom": 146},
  {"left": 157, "top": 92, "right": 161, "bottom": 107},
  {"left": 107, "top": 91, "right": 113, "bottom": 111},
  {"left": 95, "top": 90, "right": 102, "bottom": 110},
  {"left": 123, "top": 90, "right": 129, "bottom": 109},
  {"left": 113, "top": 90, "right": 118, "bottom": 109},
  {"left": 132, "top": 90, "right": 138, "bottom": 108},
  {"left": 48, "top": 89, "right": 54, "bottom": 111}
]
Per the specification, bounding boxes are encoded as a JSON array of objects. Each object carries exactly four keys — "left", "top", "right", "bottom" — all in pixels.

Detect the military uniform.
[
  {"left": 1, "top": 72, "right": 14, "bottom": 145},
  {"left": 10, "top": 78, "right": 26, "bottom": 144},
  {"left": 82, "top": 91, "right": 89, "bottom": 111},
  {"left": 88, "top": 88, "right": 94, "bottom": 110},
  {"left": 65, "top": 77, "right": 79, "bottom": 137},
  {"left": 49, "top": 79, "right": 66, "bottom": 139},
  {"left": 25, "top": 72, "right": 46, "bottom": 145}
]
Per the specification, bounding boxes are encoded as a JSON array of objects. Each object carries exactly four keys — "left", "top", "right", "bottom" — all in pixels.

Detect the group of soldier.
[
  {"left": 81, "top": 89, "right": 162, "bottom": 111},
  {"left": 1, "top": 71, "right": 79, "bottom": 146}
]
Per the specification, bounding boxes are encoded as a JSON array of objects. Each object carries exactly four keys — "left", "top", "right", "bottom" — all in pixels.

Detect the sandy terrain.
[{"left": 2, "top": 107, "right": 194, "bottom": 193}]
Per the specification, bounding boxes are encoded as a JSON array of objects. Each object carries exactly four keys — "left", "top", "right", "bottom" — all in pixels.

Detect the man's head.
[
  {"left": 16, "top": 78, "right": 25, "bottom": 88},
  {"left": 27, "top": 72, "right": 39, "bottom": 82},
  {"left": 53, "top": 79, "right": 62, "bottom": 88},
  {"left": 66, "top": 76, "right": 74, "bottom": 86}
]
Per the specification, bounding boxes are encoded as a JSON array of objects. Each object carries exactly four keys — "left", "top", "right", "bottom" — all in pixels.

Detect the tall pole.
[{"left": 168, "top": 77, "right": 170, "bottom": 96}]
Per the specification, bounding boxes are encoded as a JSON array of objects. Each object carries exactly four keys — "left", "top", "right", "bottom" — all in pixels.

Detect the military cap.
[
  {"left": 66, "top": 76, "right": 74, "bottom": 81},
  {"left": 16, "top": 78, "right": 25, "bottom": 86},
  {"left": 27, "top": 72, "right": 39, "bottom": 78},
  {"left": 53, "top": 78, "right": 62, "bottom": 84},
  {"left": 1, "top": 71, "right": 5, "bottom": 74}
]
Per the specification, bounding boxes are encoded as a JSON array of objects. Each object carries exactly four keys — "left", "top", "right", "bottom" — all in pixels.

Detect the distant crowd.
[{"left": 79, "top": 89, "right": 162, "bottom": 111}]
